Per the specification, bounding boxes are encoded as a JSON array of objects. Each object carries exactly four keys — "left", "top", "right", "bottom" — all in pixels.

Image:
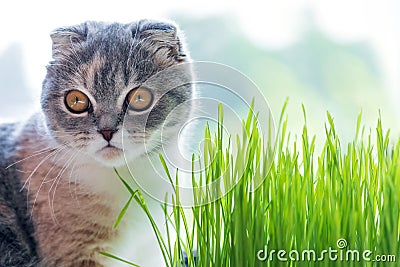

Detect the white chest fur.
[{"left": 75, "top": 157, "right": 168, "bottom": 267}]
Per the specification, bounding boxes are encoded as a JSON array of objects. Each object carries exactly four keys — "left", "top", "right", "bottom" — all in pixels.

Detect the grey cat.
[{"left": 0, "top": 19, "right": 193, "bottom": 266}]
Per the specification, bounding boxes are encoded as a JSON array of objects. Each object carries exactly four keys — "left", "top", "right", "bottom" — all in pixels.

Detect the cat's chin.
[{"left": 94, "top": 146, "right": 126, "bottom": 167}]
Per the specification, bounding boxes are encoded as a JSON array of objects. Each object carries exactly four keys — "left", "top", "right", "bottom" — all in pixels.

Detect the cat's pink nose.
[{"left": 99, "top": 129, "right": 117, "bottom": 142}]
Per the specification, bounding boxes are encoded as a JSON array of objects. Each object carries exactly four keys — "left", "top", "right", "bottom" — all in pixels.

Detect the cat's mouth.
[
  {"left": 96, "top": 145, "right": 124, "bottom": 163},
  {"left": 99, "top": 144, "right": 122, "bottom": 153}
]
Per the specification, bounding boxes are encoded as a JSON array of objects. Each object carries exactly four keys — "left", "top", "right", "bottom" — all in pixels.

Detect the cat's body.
[{"left": 0, "top": 19, "right": 194, "bottom": 267}]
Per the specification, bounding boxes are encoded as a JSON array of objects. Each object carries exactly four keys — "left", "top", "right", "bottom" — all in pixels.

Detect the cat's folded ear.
[
  {"left": 136, "top": 20, "right": 188, "bottom": 62},
  {"left": 50, "top": 23, "right": 88, "bottom": 60}
]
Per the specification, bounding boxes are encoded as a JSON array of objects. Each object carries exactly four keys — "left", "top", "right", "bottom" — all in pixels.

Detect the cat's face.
[{"left": 41, "top": 20, "right": 193, "bottom": 166}]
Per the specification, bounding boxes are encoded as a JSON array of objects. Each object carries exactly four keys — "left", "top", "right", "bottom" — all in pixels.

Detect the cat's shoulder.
[
  {"left": 0, "top": 123, "right": 18, "bottom": 161},
  {"left": 0, "top": 122, "right": 17, "bottom": 139},
  {"left": 0, "top": 121, "right": 27, "bottom": 194},
  {"left": 0, "top": 115, "right": 41, "bottom": 159},
  {"left": 0, "top": 121, "right": 24, "bottom": 190}
]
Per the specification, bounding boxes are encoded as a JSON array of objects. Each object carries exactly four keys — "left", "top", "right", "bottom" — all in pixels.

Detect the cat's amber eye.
[
  {"left": 126, "top": 87, "right": 153, "bottom": 111},
  {"left": 65, "top": 90, "right": 90, "bottom": 114}
]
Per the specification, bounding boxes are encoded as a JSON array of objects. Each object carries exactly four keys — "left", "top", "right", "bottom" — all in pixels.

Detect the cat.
[{"left": 0, "top": 19, "right": 194, "bottom": 267}]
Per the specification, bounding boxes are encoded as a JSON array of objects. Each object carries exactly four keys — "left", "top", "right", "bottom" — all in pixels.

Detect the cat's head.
[{"left": 41, "top": 19, "right": 193, "bottom": 166}]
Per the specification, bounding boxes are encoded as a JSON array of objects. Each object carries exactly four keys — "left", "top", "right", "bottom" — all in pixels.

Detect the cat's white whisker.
[
  {"left": 27, "top": 138, "right": 82, "bottom": 219},
  {"left": 6, "top": 146, "right": 59, "bottom": 170},
  {"left": 16, "top": 169, "right": 31, "bottom": 173},
  {"left": 29, "top": 145, "right": 70, "bottom": 220},
  {"left": 49, "top": 149, "right": 81, "bottom": 224},
  {"left": 21, "top": 145, "right": 67, "bottom": 192}
]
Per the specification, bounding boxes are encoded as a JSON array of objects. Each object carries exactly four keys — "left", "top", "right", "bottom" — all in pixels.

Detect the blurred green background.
[{"left": 173, "top": 14, "right": 398, "bottom": 146}]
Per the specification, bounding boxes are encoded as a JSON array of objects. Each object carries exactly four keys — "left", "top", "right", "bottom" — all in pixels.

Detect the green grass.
[{"left": 107, "top": 102, "right": 400, "bottom": 266}]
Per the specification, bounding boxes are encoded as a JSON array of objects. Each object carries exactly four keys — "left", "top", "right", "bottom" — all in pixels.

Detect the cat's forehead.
[
  {"left": 86, "top": 21, "right": 131, "bottom": 34},
  {"left": 73, "top": 23, "right": 152, "bottom": 99},
  {"left": 85, "top": 22, "right": 135, "bottom": 50},
  {"left": 78, "top": 51, "right": 138, "bottom": 100}
]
